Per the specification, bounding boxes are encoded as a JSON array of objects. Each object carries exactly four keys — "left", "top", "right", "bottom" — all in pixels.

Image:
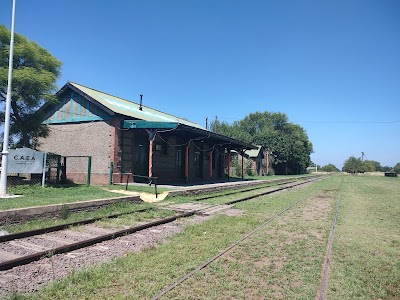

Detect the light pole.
[{"left": 0, "top": 0, "right": 17, "bottom": 196}]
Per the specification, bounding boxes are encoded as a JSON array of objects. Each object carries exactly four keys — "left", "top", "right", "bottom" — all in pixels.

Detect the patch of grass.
[
  {"left": 0, "top": 185, "right": 130, "bottom": 211},
  {"left": 166, "top": 177, "right": 341, "bottom": 299},
  {"left": 327, "top": 175, "right": 400, "bottom": 299}
]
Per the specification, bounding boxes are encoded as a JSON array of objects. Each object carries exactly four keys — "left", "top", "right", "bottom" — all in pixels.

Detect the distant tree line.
[
  {"left": 314, "top": 159, "right": 400, "bottom": 174},
  {"left": 211, "top": 112, "right": 313, "bottom": 175},
  {"left": 341, "top": 157, "right": 400, "bottom": 174}
]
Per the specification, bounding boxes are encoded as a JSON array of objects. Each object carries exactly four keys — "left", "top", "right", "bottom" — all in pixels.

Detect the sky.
[{"left": 0, "top": 0, "right": 399, "bottom": 169}]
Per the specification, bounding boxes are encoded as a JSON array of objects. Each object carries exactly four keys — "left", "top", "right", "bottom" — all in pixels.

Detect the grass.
[
  {"left": 165, "top": 177, "right": 305, "bottom": 205},
  {"left": 7, "top": 175, "right": 335, "bottom": 300},
  {"left": 0, "top": 202, "right": 156, "bottom": 234},
  {"left": 327, "top": 175, "right": 400, "bottom": 299},
  {"left": 5, "top": 175, "right": 399, "bottom": 299},
  {"left": 166, "top": 176, "right": 341, "bottom": 299},
  {"left": 0, "top": 183, "right": 167, "bottom": 211}
]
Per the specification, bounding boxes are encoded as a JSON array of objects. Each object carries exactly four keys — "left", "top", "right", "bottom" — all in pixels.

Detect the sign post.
[{"left": 7, "top": 148, "right": 47, "bottom": 187}]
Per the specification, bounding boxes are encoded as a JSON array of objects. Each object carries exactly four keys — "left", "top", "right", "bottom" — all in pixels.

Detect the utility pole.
[{"left": 0, "top": 0, "right": 17, "bottom": 196}]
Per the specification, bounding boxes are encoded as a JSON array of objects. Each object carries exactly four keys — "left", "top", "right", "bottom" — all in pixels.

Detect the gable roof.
[
  {"left": 44, "top": 81, "right": 256, "bottom": 151},
  {"left": 58, "top": 82, "right": 204, "bottom": 129},
  {"left": 244, "top": 145, "right": 264, "bottom": 158}
]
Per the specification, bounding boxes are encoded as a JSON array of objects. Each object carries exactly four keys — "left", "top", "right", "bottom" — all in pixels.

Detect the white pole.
[
  {"left": 41, "top": 152, "right": 47, "bottom": 187},
  {"left": 0, "top": 0, "right": 17, "bottom": 196}
]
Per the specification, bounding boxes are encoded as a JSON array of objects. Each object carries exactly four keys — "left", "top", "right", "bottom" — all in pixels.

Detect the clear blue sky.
[{"left": 1, "top": 0, "right": 399, "bottom": 169}]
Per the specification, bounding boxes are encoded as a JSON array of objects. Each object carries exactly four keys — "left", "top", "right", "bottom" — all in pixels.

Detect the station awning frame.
[{"left": 121, "top": 120, "right": 257, "bottom": 151}]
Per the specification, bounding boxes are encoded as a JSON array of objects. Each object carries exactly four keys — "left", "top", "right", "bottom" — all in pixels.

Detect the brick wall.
[{"left": 38, "top": 121, "right": 115, "bottom": 184}]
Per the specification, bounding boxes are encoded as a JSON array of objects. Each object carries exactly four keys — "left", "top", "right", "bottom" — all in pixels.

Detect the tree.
[
  {"left": 0, "top": 25, "right": 61, "bottom": 148},
  {"left": 363, "top": 160, "right": 382, "bottom": 172},
  {"left": 210, "top": 111, "right": 313, "bottom": 175},
  {"left": 321, "top": 164, "right": 339, "bottom": 172},
  {"left": 342, "top": 156, "right": 363, "bottom": 174},
  {"left": 394, "top": 163, "right": 400, "bottom": 174},
  {"left": 382, "top": 166, "right": 392, "bottom": 172}
]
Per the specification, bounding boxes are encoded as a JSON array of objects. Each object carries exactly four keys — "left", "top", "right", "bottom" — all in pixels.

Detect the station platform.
[{"left": 0, "top": 176, "right": 305, "bottom": 224}]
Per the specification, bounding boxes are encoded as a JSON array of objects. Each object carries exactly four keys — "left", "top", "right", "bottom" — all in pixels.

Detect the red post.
[
  {"left": 185, "top": 145, "right": 189, "bottom": 182},
  {"left": 148, "top": 139, "right": 153, "bottom": 178},
  {"left": 266, "top": 150, "right": 269, "bottom": 176},
  {"left": 209, "top": 150, "right": 213, "bottom": 180}
]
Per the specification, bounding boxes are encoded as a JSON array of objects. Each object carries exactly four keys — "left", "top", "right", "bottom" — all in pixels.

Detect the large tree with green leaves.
[
  {"left": 0, "top": 25, "right": 61, "bottom": 148},
  {"left": 342, "top": 156, "right": 363, "bottom": 174},
  {"left": 363, "top": 160, "right": 383, "bottom": 172},
  {"left": 211, "top": 111, "right": 313, "bottom": 175}
]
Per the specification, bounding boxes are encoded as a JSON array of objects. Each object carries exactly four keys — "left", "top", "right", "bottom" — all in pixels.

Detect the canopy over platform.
[{"left": 121, "top": 120, "right": 256, "bottom": 151}]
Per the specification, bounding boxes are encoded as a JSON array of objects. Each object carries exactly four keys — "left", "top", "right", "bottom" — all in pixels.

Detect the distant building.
[
  {"left": 38, "top": 82, "right": 255, "bottom": 184},
  {"left": 243, "top": 146, "right": 267, "bottom": 176},
  {"left": 231, "top": 146, "right": 268, "bottom": 176}
]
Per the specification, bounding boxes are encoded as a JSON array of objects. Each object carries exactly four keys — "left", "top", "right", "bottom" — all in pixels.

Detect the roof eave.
[{"left": 178, "top": 124, "right": 256, "bottom": 150}]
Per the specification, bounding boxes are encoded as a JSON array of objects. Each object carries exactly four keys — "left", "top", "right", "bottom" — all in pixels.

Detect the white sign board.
[{"left": 7, "top": 148, "right": 45, "bottom": 174}]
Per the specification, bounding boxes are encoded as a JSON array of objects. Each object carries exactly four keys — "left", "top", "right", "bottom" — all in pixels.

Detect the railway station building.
[{"left": 38, "top": 82, "right": 256, "bottom": 185}]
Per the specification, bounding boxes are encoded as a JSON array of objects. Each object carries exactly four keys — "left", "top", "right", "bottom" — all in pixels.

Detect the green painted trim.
[
  {"left": 122, "top": 120, "right": 178, "bottom": 129},
  {"left": 44, "top": 115, "right": 107, "bottom": 124}
]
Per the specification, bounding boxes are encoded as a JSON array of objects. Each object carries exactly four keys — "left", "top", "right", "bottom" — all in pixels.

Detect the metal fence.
[{"left": 4, "top": 154, "right": 92, "bottom": 186}]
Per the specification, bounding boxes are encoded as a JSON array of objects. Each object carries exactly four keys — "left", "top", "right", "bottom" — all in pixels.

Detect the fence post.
[
  {"left": 56, "top": 156, "right": 61, "bottom": 183},
  {"left": 61, "top": 157, "right": 67, "bottom": 182},
  {"left": 125, "top": 174, "right": 130, "bottom": 191},
  {"left": 87, "top": 156, "right": 92, "bottom": 186},
  {"left": 109, "top": 161, "right": 113, "bottom": 185},
  {"left": 154, "top": 178, "right": 158, "bottom": 198}
]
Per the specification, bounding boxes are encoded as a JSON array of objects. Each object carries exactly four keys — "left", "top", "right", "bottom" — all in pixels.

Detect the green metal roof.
[{"left": 68, "top": 82, "right": 205, "bottom": 129}]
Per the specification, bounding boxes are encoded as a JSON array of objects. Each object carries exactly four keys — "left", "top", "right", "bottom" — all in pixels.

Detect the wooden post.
[
  {"left": 266, "top": 150, "right": 269, "bottom": 176},
  {"left": 185, "top": 145, "right": 189, "bottom": 182},
  {"left": 145, "top": 129, "right": 157, "bottom": 181}
]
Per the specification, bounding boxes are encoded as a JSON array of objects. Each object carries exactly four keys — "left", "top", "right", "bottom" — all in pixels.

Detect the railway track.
[
  {"left": 0, "top": 176, "right": 324, "bottom": 272},
  {"left": 191, "top": 176, "right": 307, "bottom": 201},
  {"left": 152, "top": 176, "right": 329, "bottom": 299}
]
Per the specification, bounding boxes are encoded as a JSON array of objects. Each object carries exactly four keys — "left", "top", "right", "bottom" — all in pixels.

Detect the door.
[
  {"left": 133, "top": 136, "right": 148, "bottom": 181},
  {"left": 176, "top": 148, "right": 185, "bottom": 179},
  {"left": 194, "top": 151, "right": 203, "bottom": 178},
  {"left": 216, "top": 153, "right": 222, "bottom": 178}
]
